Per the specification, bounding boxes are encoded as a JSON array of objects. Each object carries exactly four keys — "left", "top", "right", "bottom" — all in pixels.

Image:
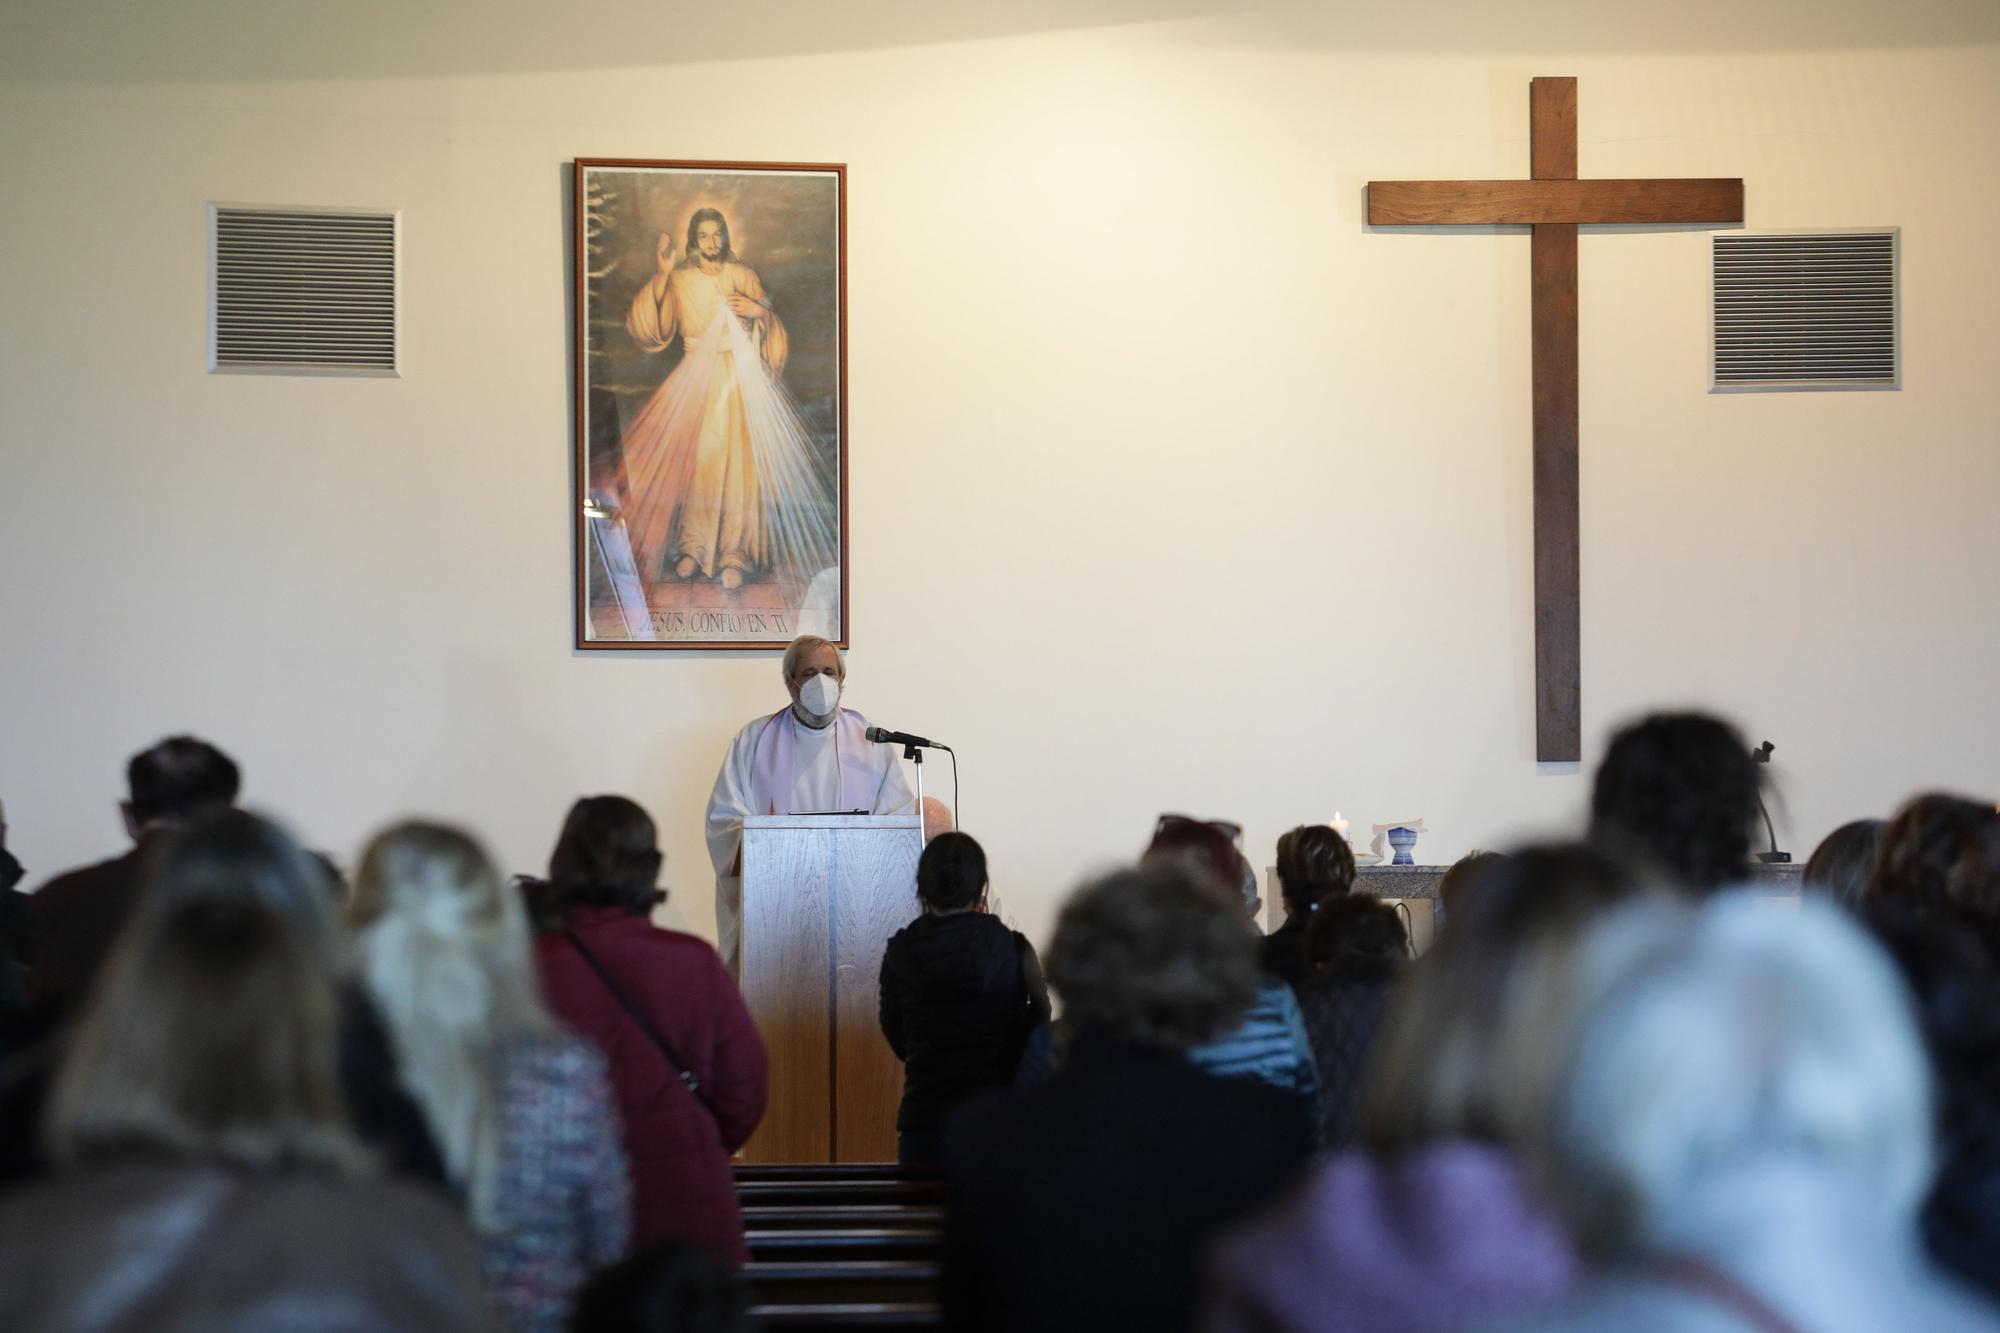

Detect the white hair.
[
  {"left": 781, "top": 634, "right": 844, "bottom": 683},
  {"left": 1543, "top": 893, "right": 1933, "bottom": 1259},
  {"left": 351, "top": 823, "right": 557, "bottom": 1232}
]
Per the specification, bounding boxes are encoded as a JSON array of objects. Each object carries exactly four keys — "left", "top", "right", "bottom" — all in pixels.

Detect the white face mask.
[{"left": 798, "top": 673, "right": 841, "bottom": 718}]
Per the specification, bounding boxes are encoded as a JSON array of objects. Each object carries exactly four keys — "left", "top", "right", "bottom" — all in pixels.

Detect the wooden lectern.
[{"left": 738, "top": 813, "right": 922, "bottom": 1163}]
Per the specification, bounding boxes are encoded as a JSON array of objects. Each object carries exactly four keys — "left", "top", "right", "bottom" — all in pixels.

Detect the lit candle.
[{"left": 1331, "top": 811, "right": 1350, "bottom": 839}]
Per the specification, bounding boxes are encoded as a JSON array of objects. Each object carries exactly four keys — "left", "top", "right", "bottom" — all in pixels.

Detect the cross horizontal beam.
[{"left": 1367, "top": 178, "right": 1744, "bottom": 226}]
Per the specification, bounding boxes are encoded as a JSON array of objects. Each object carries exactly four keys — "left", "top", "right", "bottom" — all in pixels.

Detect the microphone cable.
[
  {"left": 1394, "top": 899, "right": 1416, "bottom": 957},
  {"left": 948, "top": 745, "right": 961, "bottom": 831}
]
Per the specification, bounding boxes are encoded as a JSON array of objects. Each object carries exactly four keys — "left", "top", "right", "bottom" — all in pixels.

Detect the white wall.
[{"left": 4, "top": 1, "right": 1997, "bottom": 945}]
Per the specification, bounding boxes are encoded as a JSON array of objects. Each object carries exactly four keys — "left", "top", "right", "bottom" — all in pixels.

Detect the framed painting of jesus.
[{"left": 573, "top": 159, "right": 847, "bottom": 649}]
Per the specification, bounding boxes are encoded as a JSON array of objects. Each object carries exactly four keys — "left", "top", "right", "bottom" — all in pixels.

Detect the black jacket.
[
  {"left": 1258, "top": 916, "right": 1311, "bottom": 992},
  {"left": 878, "top": 912, "right": 1048, "bottom": 1132},
  {"left": 26, "top": 841, "right": 158, "bottom": 1020},
  {"left": 941, "top": 1030, "right": 1314, "bottom": 1333},
  {"left": 337, "top": 988, "right": 450, "bottom": 1191},
  {"left": 1928, "top": 1091, "right": 2000, "bottom": 1306},
  {"left": 0, "top": 848, "right": 30, "bottom": 1019},
  {"left": 1296, "top": 954, "right": 1401, "bottom": 1147}
]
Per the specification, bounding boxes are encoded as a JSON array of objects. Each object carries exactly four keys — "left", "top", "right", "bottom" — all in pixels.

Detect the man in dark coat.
[
  {"left": 941, "top": 863, "right": 1314, "bottom": 1333},
  {"left": 5, "top": 742, "right": 450, "bottom": 1194},
  {"left": 28, "top": 737, "right": 240, "bottom": 1020}
]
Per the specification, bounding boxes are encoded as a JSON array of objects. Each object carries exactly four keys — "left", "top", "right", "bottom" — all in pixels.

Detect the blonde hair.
[
  {"left": 781, "top": 634, "right": 844, "bottom": 683},
  {"left": 46, "top": 810, "right": 364, "bottom": 1172},
  {"left": 352, "top": 821, "right": 557, "bottom": 1229},
  {"left": 1357, "top": 843, "right": 1658, "bottom": 1155}
]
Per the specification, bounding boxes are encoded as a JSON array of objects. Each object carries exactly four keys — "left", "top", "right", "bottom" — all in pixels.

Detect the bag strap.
[
  {"left": 1648, "top": 1254, "right": 1806, "bottom": 1333},
  {"left": 563, "top": 927, "right": 713, "bottom": 1116}
]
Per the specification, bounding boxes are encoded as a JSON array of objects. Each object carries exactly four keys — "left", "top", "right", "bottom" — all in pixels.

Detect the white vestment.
[{"left": 704, "top": 707, "right": 915, "bottom": 972}]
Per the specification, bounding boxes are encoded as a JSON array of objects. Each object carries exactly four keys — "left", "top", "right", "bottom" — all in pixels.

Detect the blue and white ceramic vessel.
[{"left": 1386, "top": 826, "right": 1419, "bottom": 866}]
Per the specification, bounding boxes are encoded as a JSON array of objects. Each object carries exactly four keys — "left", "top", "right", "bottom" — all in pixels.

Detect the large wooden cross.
[{"left": 1368, "top": 77, "right": 1743, "bottom": 762}]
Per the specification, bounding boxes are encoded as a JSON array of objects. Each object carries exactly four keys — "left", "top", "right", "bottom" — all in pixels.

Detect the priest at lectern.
[{"left": 705, "top": 635, "right": 915, "bottom": 971}]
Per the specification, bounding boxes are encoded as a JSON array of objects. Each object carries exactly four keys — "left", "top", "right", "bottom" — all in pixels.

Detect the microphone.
[
  {"left": 865, "top": 726, "right": 951, "bottom": 752},
  {"left": 1750, "top": 741, "right": 1791, "bottom": 864}
]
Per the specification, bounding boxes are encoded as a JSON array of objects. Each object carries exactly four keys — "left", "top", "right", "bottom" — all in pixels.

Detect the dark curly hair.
[
  {"left": 1868, "top": 794, "right": 2000, "bottom": 955},
  {"left": 1045, "top": 863, "right": 1259, "bottom": 1052},
  {"left": 547, "top": 795, "right": 665, "bottom": 915},
  {"left": 1275, "top": 824, "right": 1356, "bottom": 915},
  {"left": 1589, "top": 711, "right": 1760, "bottom": 894},
  {"left": 917, "top": 832, "right": 987, "bottom": 912},
  {"left": 1858, "top": 894, "right": 2000, "bottom": 1296},
  {"left": 1304, "top": 893, "right": 1407, "bottom": 968}
]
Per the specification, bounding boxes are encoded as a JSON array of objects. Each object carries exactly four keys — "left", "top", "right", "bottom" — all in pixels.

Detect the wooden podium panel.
[
  {"left": 833, "top": 831, "right": 920, "bottom": 1162},
  {"left": 740, "top": 814, "right": 921, "bottom": 1163},
  {"left": 738, "top": 819, "right": 837, "bottom": 1162}
]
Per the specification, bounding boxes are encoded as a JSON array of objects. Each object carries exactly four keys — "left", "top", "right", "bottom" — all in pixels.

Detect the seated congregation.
[{"left": 0, "top": 710, "right": 1997, "bottom": 1332}]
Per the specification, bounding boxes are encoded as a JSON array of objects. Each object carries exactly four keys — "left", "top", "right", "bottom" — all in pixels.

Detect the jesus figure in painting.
[{"left": 619, "top": 208, "right": 833, "bottom": 593}]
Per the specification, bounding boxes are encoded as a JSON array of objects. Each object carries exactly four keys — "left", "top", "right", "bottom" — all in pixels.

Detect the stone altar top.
[{"left": 1350, "top": 859, "right": 1807, "bottom": 903}]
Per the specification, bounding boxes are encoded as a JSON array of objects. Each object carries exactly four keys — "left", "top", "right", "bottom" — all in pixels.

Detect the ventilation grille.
[
  {"left": 210, "top": 206, "right": 398, "bottom": 374},
  {"left": 1712, "top": 230, "right": 1898, "bottom": 390}
]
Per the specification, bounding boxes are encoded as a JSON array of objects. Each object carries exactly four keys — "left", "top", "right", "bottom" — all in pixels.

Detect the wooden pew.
[
  {"left": 748, "top": 1227, "right": 941, "bottom": 1262},
  {"left": 753, "top": 1303, "right": 942, "bottom": 1328},
  {"left": 745, "top": 1204, "right": 946, "bottom": 1230},
  {"left": 736, "top": 1163, "right": 944, "bottom": 1183},
  {"left": 744, "top": 1259, "right": 937, "bottom": 1304},
  {"left": 738, "top": 1163, "right": 945, "bottom": 1328},
  {"left": 738, "top": 1179, "right": 946, "bottom": 1209}
]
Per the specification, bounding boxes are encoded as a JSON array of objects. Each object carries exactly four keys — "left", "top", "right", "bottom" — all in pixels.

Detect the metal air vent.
[
  {"left": 209, "top": 205, "right": 399, "bottom": 375},
  {"left": 1712, "top": 230, "right": 1898, "bottom": 391}
]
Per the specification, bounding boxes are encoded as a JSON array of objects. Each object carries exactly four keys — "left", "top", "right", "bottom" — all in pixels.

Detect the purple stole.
[{"left": 748, "top": 707, "right": 881, "bottom": 815}]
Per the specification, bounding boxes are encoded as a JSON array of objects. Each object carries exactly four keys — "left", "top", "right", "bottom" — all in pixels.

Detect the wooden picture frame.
[{"left": 573, "top": 159, "right": 847, "bottom": 649}]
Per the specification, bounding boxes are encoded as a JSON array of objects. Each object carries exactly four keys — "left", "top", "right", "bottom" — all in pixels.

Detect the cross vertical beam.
[
  {"left": 1530, "top": 77, "right": 1582, "bottom": 762},
  {"left": 1366, "top": 78, "right": 1742, "bottom": 762}
]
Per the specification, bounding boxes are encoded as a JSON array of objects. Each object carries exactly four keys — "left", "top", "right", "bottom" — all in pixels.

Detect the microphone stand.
[
  {"left": 1751, "top": 741, "right": 1790, "bottom": 864},
  {"left": 905, "top": 743, "right": 926, "bottom": 851}
]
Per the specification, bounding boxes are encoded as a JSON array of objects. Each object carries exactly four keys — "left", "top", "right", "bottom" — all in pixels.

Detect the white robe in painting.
[{"left": 705, "top": 706, "right": 915, "bottom": 972}]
